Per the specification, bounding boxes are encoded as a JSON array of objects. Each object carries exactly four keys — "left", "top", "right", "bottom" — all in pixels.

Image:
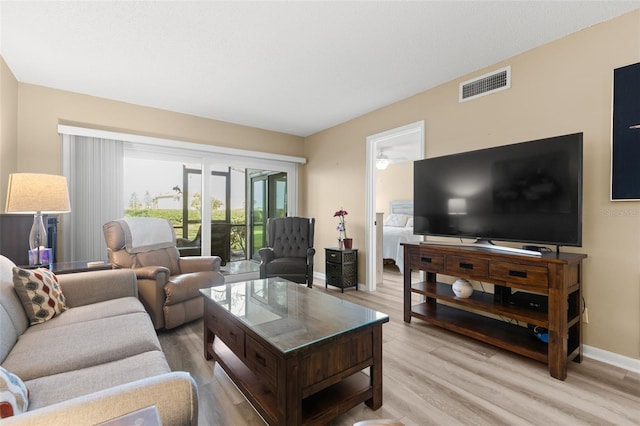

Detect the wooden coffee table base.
[{"left": 204, "top": 299, "right": 385, "bottom": 426}]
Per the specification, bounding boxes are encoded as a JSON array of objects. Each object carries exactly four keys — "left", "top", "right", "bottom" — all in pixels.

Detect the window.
[{"left": 59, "top": 125, "right": 304, "bottom": 263}]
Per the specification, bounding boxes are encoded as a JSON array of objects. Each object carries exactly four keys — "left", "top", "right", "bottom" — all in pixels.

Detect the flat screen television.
[{"left": 413, "top": 133, "right": 583, "bottom": 253}]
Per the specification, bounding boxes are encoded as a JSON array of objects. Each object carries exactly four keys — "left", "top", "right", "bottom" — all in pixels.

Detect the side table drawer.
[
  {"left": 245, "top": 335, "right": 277, "bottom": 388},
  {"left": 326, "top": 250, "right": 343, "bottom": 264}
]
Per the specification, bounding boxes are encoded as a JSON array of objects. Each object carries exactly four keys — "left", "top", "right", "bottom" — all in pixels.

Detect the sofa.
[{"left": 0, "top": 254, "right": 198, "bottom": 425}]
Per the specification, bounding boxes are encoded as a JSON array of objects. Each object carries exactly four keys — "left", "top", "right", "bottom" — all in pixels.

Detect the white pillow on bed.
[
  {"left": 405, "top": 217, "right": 414, "bottom": 228},
  {"left": 385, "top": 213, "right": 409, "bottom": 227}
]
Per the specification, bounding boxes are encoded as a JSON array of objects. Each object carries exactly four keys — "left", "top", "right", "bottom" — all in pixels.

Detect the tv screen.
[{"left": 413, "top": 133, "right": 583, "bottom": 247}]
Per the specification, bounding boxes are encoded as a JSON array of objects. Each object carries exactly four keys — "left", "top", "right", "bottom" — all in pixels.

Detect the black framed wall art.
[{"left": 611, "top": 62, "right": 640, "bottom": 200}]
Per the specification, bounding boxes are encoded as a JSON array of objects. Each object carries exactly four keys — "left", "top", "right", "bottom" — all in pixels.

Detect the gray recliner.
[{"left": 258, "top": 217, "right": 315, "bottom": 287}]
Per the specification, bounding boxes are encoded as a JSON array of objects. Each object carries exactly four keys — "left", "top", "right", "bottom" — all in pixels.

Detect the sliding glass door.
[{"left": 249, "top": 171, "right": 287, "bottom": 259}]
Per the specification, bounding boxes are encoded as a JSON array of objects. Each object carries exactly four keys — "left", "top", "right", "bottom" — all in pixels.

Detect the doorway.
[{"left": 365, "top": 121, "right": 425, "bottom": 291}]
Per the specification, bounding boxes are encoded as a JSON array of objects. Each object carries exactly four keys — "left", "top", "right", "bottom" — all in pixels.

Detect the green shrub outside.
[{"left": 125, "top": 208, "right": 248, "bottom": 250}]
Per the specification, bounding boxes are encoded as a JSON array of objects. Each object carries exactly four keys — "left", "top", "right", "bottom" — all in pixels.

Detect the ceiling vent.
[{"left": 459, "top": 66, "right": 511, "bottom": 102}]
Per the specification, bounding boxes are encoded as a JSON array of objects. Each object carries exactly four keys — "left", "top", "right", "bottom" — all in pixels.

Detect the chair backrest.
[
  {"left": 103, "top": 219, "right": 182, "bottom": 275},
  {"left": 267, "top": 217, "right": 315, "bottom": 258}
]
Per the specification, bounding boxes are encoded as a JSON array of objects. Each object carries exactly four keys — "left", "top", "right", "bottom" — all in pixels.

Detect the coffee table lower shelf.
[{"left": 210, "top": 338, "right": 373, "bottom": 425}]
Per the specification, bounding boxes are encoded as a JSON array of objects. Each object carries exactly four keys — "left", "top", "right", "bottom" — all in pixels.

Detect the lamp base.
[
  {"left": 29, "top": 212, "right": 48, "bottom": 265},
  {"left": 29, "top": 248, "right": 53, "bottom": 266}
]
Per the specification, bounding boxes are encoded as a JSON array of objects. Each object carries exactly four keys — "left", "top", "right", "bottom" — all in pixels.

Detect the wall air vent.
[{"left": 459, "top": 66, "right": 511, "bottom": 102}]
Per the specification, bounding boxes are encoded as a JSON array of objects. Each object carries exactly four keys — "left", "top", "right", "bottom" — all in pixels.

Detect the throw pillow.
[
  {"left": 0, "top": 366, "right": 28, "bottom": 418},
  {"left": 12, "top": 267, "right": 68, "bottom": 325}
]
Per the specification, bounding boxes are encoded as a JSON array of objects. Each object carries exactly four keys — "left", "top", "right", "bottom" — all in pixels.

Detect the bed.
[{"left": 381, "top": 201, "right": 422, "bottom": 273}]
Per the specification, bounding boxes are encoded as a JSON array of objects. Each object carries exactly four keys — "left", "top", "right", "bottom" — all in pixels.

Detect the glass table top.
[{"left": 201, "top": 278, "right": 389, "bottom": 354}]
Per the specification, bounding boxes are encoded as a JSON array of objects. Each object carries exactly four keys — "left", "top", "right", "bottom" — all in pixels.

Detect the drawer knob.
[
  {"left": 420, "top": 256, "right": 432, "bottom": 263},
  {"left": 255, "top": 353, "right": 266, "bottom": 367},
  {"left": 509, "top": 270, "right": 527, "bottom": 278},
  {"left": 460, "top": 262, "right": 474, "bottom": 270}
]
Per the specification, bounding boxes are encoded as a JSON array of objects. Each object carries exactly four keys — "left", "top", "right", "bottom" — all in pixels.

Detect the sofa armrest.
[
  {"left": 4, "top": 372, "right": 198, "bottom": 426},
  {"left": 179, "top": 256, "right": 221, "bottom": 273},
  {"left": 58, "top": 269, "right": 138, "bottom": 308}
]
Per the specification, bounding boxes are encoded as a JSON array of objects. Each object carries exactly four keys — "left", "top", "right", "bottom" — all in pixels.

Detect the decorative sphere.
[{"left": 452, "top": 278, "right": 473, "bottom": 298}]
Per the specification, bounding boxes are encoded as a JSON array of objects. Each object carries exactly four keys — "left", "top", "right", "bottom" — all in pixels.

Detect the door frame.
[{"left": 365, "top": 121, "right": 425, "bottom": 291}]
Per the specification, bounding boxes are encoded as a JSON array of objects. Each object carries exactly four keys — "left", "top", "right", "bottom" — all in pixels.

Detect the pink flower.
[{"left": 334, "top": 208, "right": 348, "bottom": 239}]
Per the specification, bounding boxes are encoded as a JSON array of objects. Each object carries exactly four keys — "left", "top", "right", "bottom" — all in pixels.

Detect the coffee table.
[{"left": 201, "top": 278, "right": 389, "bottom": 426}]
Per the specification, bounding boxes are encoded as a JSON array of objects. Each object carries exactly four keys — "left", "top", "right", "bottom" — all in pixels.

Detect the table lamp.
[{"left": 5, "top": 173, "right": 71, "bottom": 265}]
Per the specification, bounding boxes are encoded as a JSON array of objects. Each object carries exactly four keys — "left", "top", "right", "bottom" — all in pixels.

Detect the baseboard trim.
[
  {"left": 583, "top": 345, "right": 640, "bottom": 374},
  {"left": 313, "top": 272, "right": 369, "bottom": 291}
]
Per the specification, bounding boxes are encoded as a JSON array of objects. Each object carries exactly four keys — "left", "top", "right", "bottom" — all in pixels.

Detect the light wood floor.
[{"left": 157, "top": 266, "right": 640, "bottom": 426}]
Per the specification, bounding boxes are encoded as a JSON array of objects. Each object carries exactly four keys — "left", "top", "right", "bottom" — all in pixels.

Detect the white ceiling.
[{"left": 1, "top": 1, "right": 639, "bottom": 137}]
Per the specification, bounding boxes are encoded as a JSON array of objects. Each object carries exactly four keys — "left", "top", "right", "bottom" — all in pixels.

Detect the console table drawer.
[
  {"left": 445, "top": 256, "right": 488, "bottom": 278},
  {"left": 490, "top": 262, "right": 548, "bottom": 289},
  {"left": 245, "top": 335, "right": 277, "bottom": 388},
  {"left": 409, "top": 252, "right": 444, "bottom": 272}
]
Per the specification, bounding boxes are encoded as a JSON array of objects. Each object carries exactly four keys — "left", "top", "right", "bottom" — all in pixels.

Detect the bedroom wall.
[
  {"left": 375, "top": 161, "right": 413, "bottom": 216},
  {"left": 305, "top": 10, "right": 640, "bottom": 360}
]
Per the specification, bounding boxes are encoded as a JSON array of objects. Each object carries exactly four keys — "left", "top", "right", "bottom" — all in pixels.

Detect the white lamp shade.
[{"left": 5, "top": 173, "right": 71, "bottom": 214}]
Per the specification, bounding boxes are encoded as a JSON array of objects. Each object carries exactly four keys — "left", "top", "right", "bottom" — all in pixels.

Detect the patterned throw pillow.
[
  {"left": 0, "top": 366, "right": 29, "bottom": 418},
  {"left": 12, "top": 267, "right": 68, "bottom": 325}
]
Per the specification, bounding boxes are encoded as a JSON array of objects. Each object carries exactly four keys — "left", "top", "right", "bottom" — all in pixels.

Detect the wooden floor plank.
[{"left": 157, "top": 266, "right": 640, "bottom": 426}]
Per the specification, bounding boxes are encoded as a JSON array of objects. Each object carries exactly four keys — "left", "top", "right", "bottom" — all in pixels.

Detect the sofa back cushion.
[
  {"left": 0, "top": 305, "right": 19, "bottom": 365},
  {"left": 0, "top": 255, "right": 29, "bottom": 363}
]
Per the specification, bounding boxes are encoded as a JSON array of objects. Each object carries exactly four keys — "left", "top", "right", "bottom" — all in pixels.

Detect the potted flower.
[{"left": 334, "top": 208, "right": 352, "bottom": 249}]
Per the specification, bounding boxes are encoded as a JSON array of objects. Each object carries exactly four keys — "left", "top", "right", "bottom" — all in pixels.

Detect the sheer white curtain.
[{"left": 61, "top": 134, "right": 124, "bottom": 262}]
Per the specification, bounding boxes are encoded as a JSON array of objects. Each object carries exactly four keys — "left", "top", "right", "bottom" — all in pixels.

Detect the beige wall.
[
  {"left": 375, "top": 161, "right": 413, "bottom": 216},
  {"left": 305, "top": 10, "right": 640, "bottom": 359},
  {"left": 15, "top": 83, "right": 305, "bottom": 174},
  {"left": 0, "top": 56, "right": 18, "bottom": 206},
  {"left": 2, "top": 11, "right": 639, "bottom": 359}
]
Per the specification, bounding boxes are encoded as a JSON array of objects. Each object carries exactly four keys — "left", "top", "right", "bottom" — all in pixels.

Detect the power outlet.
[{"left": 582, "top": 307, "right": 589, "bottom": 324}]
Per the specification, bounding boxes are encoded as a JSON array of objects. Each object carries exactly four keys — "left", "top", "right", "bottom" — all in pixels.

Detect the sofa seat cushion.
[
  {"left": 2, "top": 312, "right": 161, "bottom": 381},
  {"left": 164, "top": 271, "right": 221, "bottom": 305},
  {"left": 25, "top": 350, "right": 170, "bottom": 410},
  {"left": 21, "top": 297, "right": 145, "bottom": 332},
  {"left": 265, "top": 257, "right": 307, "bottom": 275}
]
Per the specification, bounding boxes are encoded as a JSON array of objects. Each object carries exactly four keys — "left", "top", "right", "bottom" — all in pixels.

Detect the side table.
[
  {"left": 325, "top": 247, "right": 358, "bottom": 292},
  {"left": 50, "top": 261, "right": 112, "bottom": 275},
  {"left": 18, "top": 261, "right": 112, "bottom": 275}
]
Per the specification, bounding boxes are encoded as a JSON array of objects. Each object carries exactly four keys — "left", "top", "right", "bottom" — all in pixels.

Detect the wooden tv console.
[{"left": 402, "top": 242, "right": 587, "bottom": 380}]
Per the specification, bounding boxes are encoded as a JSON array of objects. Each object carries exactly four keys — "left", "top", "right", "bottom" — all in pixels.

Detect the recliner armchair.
[
  {"left": 103, "top": 218, "right": 225, "bottom": 329},
  {"left": 258, "top": 217, "right": 315, "bottom": 287}
]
